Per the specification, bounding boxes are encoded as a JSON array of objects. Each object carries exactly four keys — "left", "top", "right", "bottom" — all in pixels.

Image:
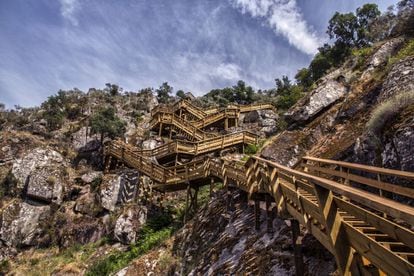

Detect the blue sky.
[{"left": 0, "top": 0, "right": 396, "bottom": 108}]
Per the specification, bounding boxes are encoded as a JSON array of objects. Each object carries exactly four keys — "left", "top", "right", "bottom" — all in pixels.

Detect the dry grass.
[{"left": 367, "top": 90, "right": 414, "bottom": 134}]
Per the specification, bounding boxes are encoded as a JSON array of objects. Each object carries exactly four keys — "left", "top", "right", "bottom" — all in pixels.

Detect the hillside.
[{"left": 0, "top": 2, "right": 414, "bottom": 276}]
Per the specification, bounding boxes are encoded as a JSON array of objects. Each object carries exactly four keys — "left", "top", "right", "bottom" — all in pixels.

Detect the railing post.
[
  {"left": 266, "top": 194, "right": 273, "bottom": 233},
  {"left": 290, "top": 219, "right": 304, "bottom": 276},
  {"left": 254, "top": 197, "right": 260, "bottom": 231}
]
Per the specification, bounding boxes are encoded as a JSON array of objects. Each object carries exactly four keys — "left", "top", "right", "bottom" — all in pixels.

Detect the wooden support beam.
[
  {"left": 266, "top": 194, "right": 274, "bottom": 233},
  {"left": 313, "top": 184, "right": 356, "bottom": 276},
  {"left": 184, "top": 184, "right": 190, "bottom": 223},
  {"left": 210, "top": 178, "right": 214, "bottom": 198},
  {"left": 291, "top": 219, "right": 304, "bottom": 276},
  {"left": 254, "top": 198, "right": 260, "bottom": 231}
]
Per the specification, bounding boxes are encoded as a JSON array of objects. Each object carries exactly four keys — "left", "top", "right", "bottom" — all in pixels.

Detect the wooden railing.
[{"left": 125, "top": 131, "right": 257, "bottom": 159}]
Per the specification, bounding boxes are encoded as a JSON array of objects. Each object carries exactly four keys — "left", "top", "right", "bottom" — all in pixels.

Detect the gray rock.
[
  {"left": 114, "top": 206, "right": 147, "bottom": 244},
  {"left": 142, "top": 137, "right": 164, "bottom": 150},
  {"left": 379, "top": 56, "right": 414, "bottom": 102},
  {"left": 100, "top": 175, "right": 122, "bottom": 211},
  {"left": 71, "top": 126, "right": 100, "bottom": 151},
  {"left": 81, "top": 171, "right": 103, "bottom": 184},
  {"left": 0, "top": 201, "right": 51, "bottom": 247},
  {"left": 285, "top": 79, "right": 348, "bottom": 124},
  {"left": 74, "top": 186, "right": 102, "bottom": 216},
  {"left": 11, "top": 147, "right": 66, "bottom": 191},
  {"left": 362, "top": 37, "right": 405, "bottom": 79},
  {"left": 26, "top": 166, "right": 64, "bottom": 204}
]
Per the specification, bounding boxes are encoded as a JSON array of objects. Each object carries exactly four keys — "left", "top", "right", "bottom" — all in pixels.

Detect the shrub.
[
  {"left": 244, "top": 144, "right": 258, "bottom": 155},
  {"left": 388, "top": 38, "right": 414, "bottom": 66},
  {"left": 367, "top": 90, "right": 414, "bottom": 134},
  {"left": 86, "top": 228, "right": 171, "bottom": 276}
]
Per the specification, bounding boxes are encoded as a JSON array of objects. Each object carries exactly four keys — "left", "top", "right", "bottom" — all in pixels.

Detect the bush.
[
  {"left": 388, "top": 38, "right": 414, "bottom": 66},
  {"left": 86, "top": 228, "right": 171, "bottom": 276},
  {"left": 244, "top": 144, "right": 258, "bottom": 155},
  {"left": 367, "top": 90, "right": 414, "bottom": 134}
]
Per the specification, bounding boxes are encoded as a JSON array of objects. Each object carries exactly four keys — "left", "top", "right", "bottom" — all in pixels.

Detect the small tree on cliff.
[{"left": 89, "top": 107, "right": 126, "bottom": 145}]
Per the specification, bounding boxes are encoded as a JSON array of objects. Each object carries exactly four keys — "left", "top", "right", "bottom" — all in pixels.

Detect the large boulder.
[
  {"left": 26, "top": 166, "right": 64, "bottom": 204},
  {"left": 0, "top": 201, "right": 51, "bottom": 247},
  {"left": 114, "top": 205, "right": 147, "bottom": 244},
  {"left": 71, "top": 126, "right": 100, "bottom": 151},
  {"left": 10, "top": 148, "right": 67, "bottom": 203},
  {"left": 74, "top": 186, "right": 102, "bottom": 216},
  {"left": 362, "top": 37, "right": 405, "bottom": 79},
  {"left": 100, "top": 174, "right": 122, "bottom": 211},
  {"left": 285, "top": 76, "right": 348, "bottom": 125}
]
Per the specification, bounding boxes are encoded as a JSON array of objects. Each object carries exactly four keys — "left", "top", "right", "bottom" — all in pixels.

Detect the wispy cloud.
[
  {"left": 230, "top": 0, "right": 321, "bottom": 55},
  {"left": 59, "top": 0, "right": 79, "bottom": 26}
]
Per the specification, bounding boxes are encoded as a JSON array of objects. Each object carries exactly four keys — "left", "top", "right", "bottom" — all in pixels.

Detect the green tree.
[
  {"left": 105, "top": 83, "right": 120, "bottom": 96},
  {"left": 327, "top": 12, "right": 359, "bottom": 47},
  {"left": 295, "top": 68, "right": 312, "bottom": 89},
  {"left": 156, "top": 82, "right": 173, "bottom": 104},
  {"left": 89, "top": 107, "right": 126, "bottom": 144},
  {"left": 176, "top": 90, "right": 186, "bottom": 99}
]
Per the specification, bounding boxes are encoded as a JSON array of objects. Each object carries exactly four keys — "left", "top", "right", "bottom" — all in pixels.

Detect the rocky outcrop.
[
  {"left": 142, "top": 137, "right": 164, "bottom": 150},
  {"left": 285, "top": 77, "right": 348, "bottom": 126},
  {"left": 362, "top": 37, "right": 405, "bottom": 78},
  {"left": 114, "top": 205, "right": 147, "bottom": 244},
  {"left": 6, "top": 147, "right": 68, "bottom": 204},
  {"left": 26, "top": 166, "right": 64, "bottom": 204},
  {"left": 0, "top": 200, "right": 51, "bottom": 247},
  {"left": 100, "top": 175, "right": 122, "bottom": 212},
  {"left": 11, "top": 147, "right": 66, "bottom": 191},
  {"left": 379, "top": 56, "right": 414, "bottom": 102},
  {"left": 174, "top": 190, "right": 335, "bottom": 275},
  {"left": 71, "top": 126, "right": 100, "bottom": 151}
]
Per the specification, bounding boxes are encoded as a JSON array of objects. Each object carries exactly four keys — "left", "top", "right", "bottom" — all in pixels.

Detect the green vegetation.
[
  {"left": 0, "top": 260, "right": 10, "bottom": 274},
  {"left": 89, "top": 107, "right": 126, "bottom": 144},
  {"left": 86, "top": 227, "right": 172, "bottom": 276},
  {"left": 156, "top": 82, "right": 173, "bottom": 104},
  {"left": 389, "top": 38, "right": 414, "bottom": 66},
  {"left": 367, "top": 90, "right": 414, "bottom": 134},
  {"left": 202, "top": 80, "right": 256, "bottom": 106},
  {"left": 244, "top": 144, "right": 258, "bottom": 155},
  {"left": 352, "top": 46, "right": 375, "bottom": 70}
]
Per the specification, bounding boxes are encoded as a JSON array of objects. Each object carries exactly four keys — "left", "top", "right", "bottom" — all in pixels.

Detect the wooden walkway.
[{"left": 104, "top": 100, "right": 414, "bottom": 275}]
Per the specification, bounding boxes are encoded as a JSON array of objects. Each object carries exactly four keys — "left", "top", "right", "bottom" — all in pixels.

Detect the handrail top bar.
[
  {"left": 252, "top": 156, "right": 414, "bottom": 225},
  {"left": 303, "top": 156, "right": 414, "bottom": 179}
]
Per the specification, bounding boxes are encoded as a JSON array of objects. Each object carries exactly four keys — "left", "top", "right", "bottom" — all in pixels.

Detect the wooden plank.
[
  {"left": 343, "top": 222, "right": 414, "bottom": 276},
  {"left": 305, "top": 164, "right": 414, "bottom": 199},
  {"left": 334, "top": 197, "right": 414, "bottom": 251},
  {"left": 303, "top": 156, "right": 414, "bottom": 180}
]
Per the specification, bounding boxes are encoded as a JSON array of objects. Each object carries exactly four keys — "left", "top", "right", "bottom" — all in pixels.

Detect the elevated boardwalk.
[{"left": 104, "top": 100, "right": 414, "bottom": 275}]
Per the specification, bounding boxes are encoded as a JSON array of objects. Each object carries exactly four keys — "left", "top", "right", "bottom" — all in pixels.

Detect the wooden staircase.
[{"left": 103, "top": 99, "right": 414, "bottom": 275}]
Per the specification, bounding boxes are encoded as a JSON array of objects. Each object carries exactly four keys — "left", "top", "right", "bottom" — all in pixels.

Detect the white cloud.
[
  {"left": 214, "top": 63, "right": 242, "bottom": 80},
  {"left": 230, "top": 0, "right": 321, "bottom": 55},
  {"left": 59, "top": 0, "right": 79, "bottom": 26}
]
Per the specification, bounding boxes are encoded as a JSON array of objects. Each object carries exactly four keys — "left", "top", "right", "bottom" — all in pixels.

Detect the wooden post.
[
  {"left": 159, "top": 123, "right": 163, "bottom": 137},
  {"left": 194, "top": 187, "right": 198, "bottom": 212},
  {"left": 266, "top": 194, "right": 273, "bottom": 233},
  {"left": 291, "top": 219, "right": 304, "bottom": 276},
  {"left": 254, "top": 198, "right": 260, "bottom": 231},
  {"left": 184, "top": 185, "right": 190, "bottom": 223},
  {"left": 226, "top": 185, "right": 232, "bottom": 211},
  {"left": 210, "top": 178, "right": 214, "bottom": 198},
  {"left": 225, "top": 118, "right": 228, "bottom": 130}
]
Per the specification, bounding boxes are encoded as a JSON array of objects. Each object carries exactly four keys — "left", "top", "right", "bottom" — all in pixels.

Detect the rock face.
[
  {"left": 11, "top": 148, "right": 66, "bottom": 191},
  {"left": 174, "top": 191, "right": 335, "bottom": 275},
  {"left": 10, "top": 147, "right": 67, "bottom": 204},
  {"left": 362, "top": 37, "right": 405, "bottom": 78},
  {"left": 26, "top": 166, "right": 64, "bottom": 204},
  {"left": 0, "top": 201, "right": 51, "bottom": 247},
  {"left": 71, "top": 126, "right": 100, "bottom": 151},
  {"left": 285, "top": 76, "right": 348, "bottom": 125},
  {"left": 379, "top": 56, "right": 414, "bottom": 102},
  {"left": 142, "top": 137, "right": 164, "bottom": 150},
  {"left": 114, "top": 205, "right": 147, "bottom": 244},
  {"left": 100, "top": 175, "right": 122, "bottom": 212}
]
